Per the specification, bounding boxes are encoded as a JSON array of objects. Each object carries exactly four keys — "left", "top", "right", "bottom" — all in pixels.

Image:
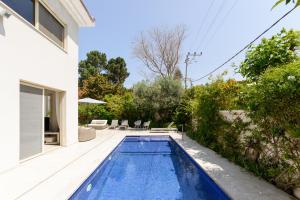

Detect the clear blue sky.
[{"left": 79, "top": 0, "right": 300, "bottom": 87}]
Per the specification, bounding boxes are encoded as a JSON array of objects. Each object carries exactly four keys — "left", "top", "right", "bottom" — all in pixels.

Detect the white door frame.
[{"left": 19, "top": 81, "right": 66, "bottom": 161}]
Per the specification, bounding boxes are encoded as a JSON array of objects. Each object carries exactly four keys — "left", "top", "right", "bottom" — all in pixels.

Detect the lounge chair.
[
  {"left": 78, "top": 127, "right": 96, "bottom": 142},
  {"left": 142, "top": 121, "right": 151, "bottom": 130},
  {"left": 119, "top": 120, "right": 129, "bottom": 130},
  {"left": 110, "top": 120, "right": 119, "bottom": 129},
  {"left": 87, "top": 120, "right": 108, "bottom": 130},
  {"left": 150, "top": 122, "right": 178, "bottom": 133},
  {"left": 134, "top": 120, "right": 142, "bottom": 128}
]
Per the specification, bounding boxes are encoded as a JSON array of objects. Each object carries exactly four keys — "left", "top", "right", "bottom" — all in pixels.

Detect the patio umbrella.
[{"left": 78, "top": 97, "right": 106, "bottom": 104}]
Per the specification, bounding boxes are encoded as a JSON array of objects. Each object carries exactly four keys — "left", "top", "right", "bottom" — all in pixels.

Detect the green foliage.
[
  {"left": 244, "top": 62, "right": 300, "bottom": 192},
  {"left": 133, "top": 77, "right": 183, "bottom": 126},
  {"left": 238, "top": 29, "right": 300, "bottom": 80},
  {"left": 104, "top": 92, "right": 137, "bottom": 124},
  {"left": 190, "top": 77, "right": 241, "bottom": 146},
  {"left": 174, "top": 86, "right": 203, "bottom": 132},
  {"left": 78, "top": 104, "right": 113, "bottom": 125},
  {"left": 273, "top": 0, "right": 300, "bottom": 8},
  {"left": 178, "top": 67, "right": 300, "bottom": 193},
  {"left": 78, "top": 51, "right": 130, "bottom": 99},
  {"left": 105, "top": 57, "right": 130, "bottom": 85},
  {"left": 78, "top": 51, "right": 107, "bottom": 87},
  {"left": 244, "top": 61, "right": 300, "bottom": 138},
  {"left": 81, "top": 74, "right": 123, "bottom": 100}
]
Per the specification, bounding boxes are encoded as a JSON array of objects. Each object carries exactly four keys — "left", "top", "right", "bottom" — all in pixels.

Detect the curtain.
[{"left": 49, "top": 93, "right": 60, "bottom": 132}]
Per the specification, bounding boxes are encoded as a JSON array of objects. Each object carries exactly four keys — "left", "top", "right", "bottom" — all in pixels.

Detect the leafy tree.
[
  {"left": 105, "top": 57, "right": 129, "bottom": 85},
  {"left": 78, "top": 51, "right": 130, "bottom": 99},
  {"left": 81, "top": 74, "right": 123, "bottom": 100},
  {"left": 133, "top": 77, "right": 183, "bottom": 125},
  {"left": 238, "top": 29, "right": 300, "bottom": 80},
  {"left": 104, "top": 92, "right": 137, "bottom": 124},
  {"left": 78, "top": 51, "right": 107, "bottom": 86}
]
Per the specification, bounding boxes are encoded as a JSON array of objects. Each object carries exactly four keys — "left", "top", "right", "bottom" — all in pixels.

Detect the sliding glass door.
[{"left": 20, "top": 84, "right": 43, "bottom": 160}]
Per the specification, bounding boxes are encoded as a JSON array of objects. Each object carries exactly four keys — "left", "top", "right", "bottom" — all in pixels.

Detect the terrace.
[{"left": 0, "top": 130, "right": 292, "bottom": 200}]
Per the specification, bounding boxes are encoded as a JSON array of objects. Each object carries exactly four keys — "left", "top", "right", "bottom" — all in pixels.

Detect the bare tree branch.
[{"left": 133, "top": 25, "right": 186, "bottom": 78}]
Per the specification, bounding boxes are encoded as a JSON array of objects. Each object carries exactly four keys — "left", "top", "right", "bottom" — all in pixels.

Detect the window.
[
  {"left": 1, "top": 0, "right": 65, "bottom": 48},
  {"left": 1, "top": 0, "right": 35, "bottom": 25},
  {"left": 38, "top": 3, "right": 64, "bottom": 47}
]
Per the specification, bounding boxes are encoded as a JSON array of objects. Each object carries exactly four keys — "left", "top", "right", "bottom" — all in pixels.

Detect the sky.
[{"left": 79, "top": 0, "right": 300, "bottom": 88}]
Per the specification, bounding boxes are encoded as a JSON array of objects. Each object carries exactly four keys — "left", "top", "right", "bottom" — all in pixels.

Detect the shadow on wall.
[{"left": 0, "top": 17, "right": 5, "bottom": 36}]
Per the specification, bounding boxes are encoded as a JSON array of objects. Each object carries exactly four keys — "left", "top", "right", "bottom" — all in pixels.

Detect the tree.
[
  {"left": 133, "top": 77, "right": 183, "bottom": 125},
  {"left": 238, "top": 29, "right": 300, "bottom": 80},
  {"left": 80, "top": 74, "right": 122, "bottom": 100},
  {"left": 133, "top": 25, "right": 186, "bottom": 78},
  {"left": 105, "top": 57, "right": 129, "bottom": 85},
  {"left": 78, "top": 51, "right": 107, "bottom": 86}
]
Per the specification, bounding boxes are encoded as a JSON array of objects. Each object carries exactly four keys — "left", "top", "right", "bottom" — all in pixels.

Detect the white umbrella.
[{"left": 78, "top": 97, "right": 106, "bottom": 104}]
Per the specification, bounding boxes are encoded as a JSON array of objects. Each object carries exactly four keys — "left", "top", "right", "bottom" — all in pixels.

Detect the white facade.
[{"left": 0, "top": 0, "right": 94, "bottom": 172}]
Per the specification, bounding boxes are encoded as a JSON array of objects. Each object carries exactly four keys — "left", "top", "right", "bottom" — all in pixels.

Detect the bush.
[
  {"left": 241, "top": 62, "right": 300, "bottom": 191},
  {"left": 244, "top": 61, "right": 300, "bottom": 137},
  {"left": 104, "top": 92, "right": 137, "bottom": 125},
  {"left": 78, "top": 104, "right": 113, "bottom": 125},
  {"left": 181, "top": 66, "right": 300, "bottom": 193}
]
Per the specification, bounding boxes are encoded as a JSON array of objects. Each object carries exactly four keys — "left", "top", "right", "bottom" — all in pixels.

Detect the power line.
[
  {"left": 189, "top": 0, "right": 216, "bottom": 51},
  {"left": 201, "top": 0, "right": 239, "bottom": 51},
  {"left": 195, "top": 0, "right": 228, "bottom": 51},
  {"left": 191, "top": 6, "right": 297, "bottom": 83}
]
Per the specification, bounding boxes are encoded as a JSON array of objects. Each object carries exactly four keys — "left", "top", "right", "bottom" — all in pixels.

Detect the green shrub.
[
  {"left": 241, "top": 62, "right": 300, "bottom": 191},
  {"left": 245, "top": 61, "right": 300, "bottom": 137},
  {"left": 104, "top": 92, "right": 137, "bottom": 125},
  {"left": 182, "top": 66, "right": 300, "bottom": 193},
  {"left": 78, "top": 104, "right": 113, "bottom": 125}
]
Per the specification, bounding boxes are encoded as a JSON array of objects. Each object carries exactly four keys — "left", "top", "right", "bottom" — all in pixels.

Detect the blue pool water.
[{"left": 70, "top": 136, "right": 231, "bottom": 200}]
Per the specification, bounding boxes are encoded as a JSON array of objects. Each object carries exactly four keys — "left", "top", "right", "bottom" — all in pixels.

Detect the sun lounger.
[
  {"left": 109, "top": 120, "right": 119, "bottom": 129},
  {"left": 142, "top": 121, "right": 151, "bottom": 129},
  {"left": 150, "top": 122, "right": 178, "bottom": 133},
  {"left": 134, "top": 120, "right": 142, "bottom": 128},
  {"left": 119, "top": 120, "right": 129, "bottom": 130}
]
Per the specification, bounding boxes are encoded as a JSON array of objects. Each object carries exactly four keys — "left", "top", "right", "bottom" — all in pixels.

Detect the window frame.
[
  {"left": 36, "top": 1, "right": 66, "bottom": 49},
  {"left": 0, "top": 0, "right": 67, "bottom": 51}
]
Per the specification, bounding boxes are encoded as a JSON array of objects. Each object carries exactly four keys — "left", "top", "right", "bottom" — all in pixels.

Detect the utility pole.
[{"left": 184, "top": 52, "right": 202, "bottom": 89}]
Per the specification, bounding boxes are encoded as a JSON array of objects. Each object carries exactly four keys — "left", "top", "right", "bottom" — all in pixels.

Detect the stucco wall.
[{"left": 0, "top": 1, "right": 79, "bottom": 172}]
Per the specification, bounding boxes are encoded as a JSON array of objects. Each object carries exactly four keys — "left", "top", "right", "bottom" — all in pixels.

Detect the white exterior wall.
[{"left": 0, "top": 1, "right": 79, "bottom": 172}]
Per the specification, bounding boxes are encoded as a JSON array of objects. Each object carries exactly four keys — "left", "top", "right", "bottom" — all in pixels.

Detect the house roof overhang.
[{"left": 59, "top": 0, "right": 95, "bottom": 27}]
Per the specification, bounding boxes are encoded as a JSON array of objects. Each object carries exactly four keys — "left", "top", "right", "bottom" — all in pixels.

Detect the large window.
[
  {"left": 1, "top": 0, "right": 35, "bottom": 25},
  {"left": 1, "top": 0, "right": 65, "bottom": 48},
  {"left": 38, "top": 3, "right": 64, "bottom": 47}
]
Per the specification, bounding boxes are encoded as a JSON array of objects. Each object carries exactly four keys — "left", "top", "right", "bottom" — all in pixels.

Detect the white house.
[{"left": 0, "top": 0, "right": 94, "bottom": 172}]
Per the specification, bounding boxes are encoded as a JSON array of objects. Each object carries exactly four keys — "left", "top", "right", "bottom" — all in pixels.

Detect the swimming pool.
[{"left": 69, "top": 136, "right": 231, "bottom": 200}]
